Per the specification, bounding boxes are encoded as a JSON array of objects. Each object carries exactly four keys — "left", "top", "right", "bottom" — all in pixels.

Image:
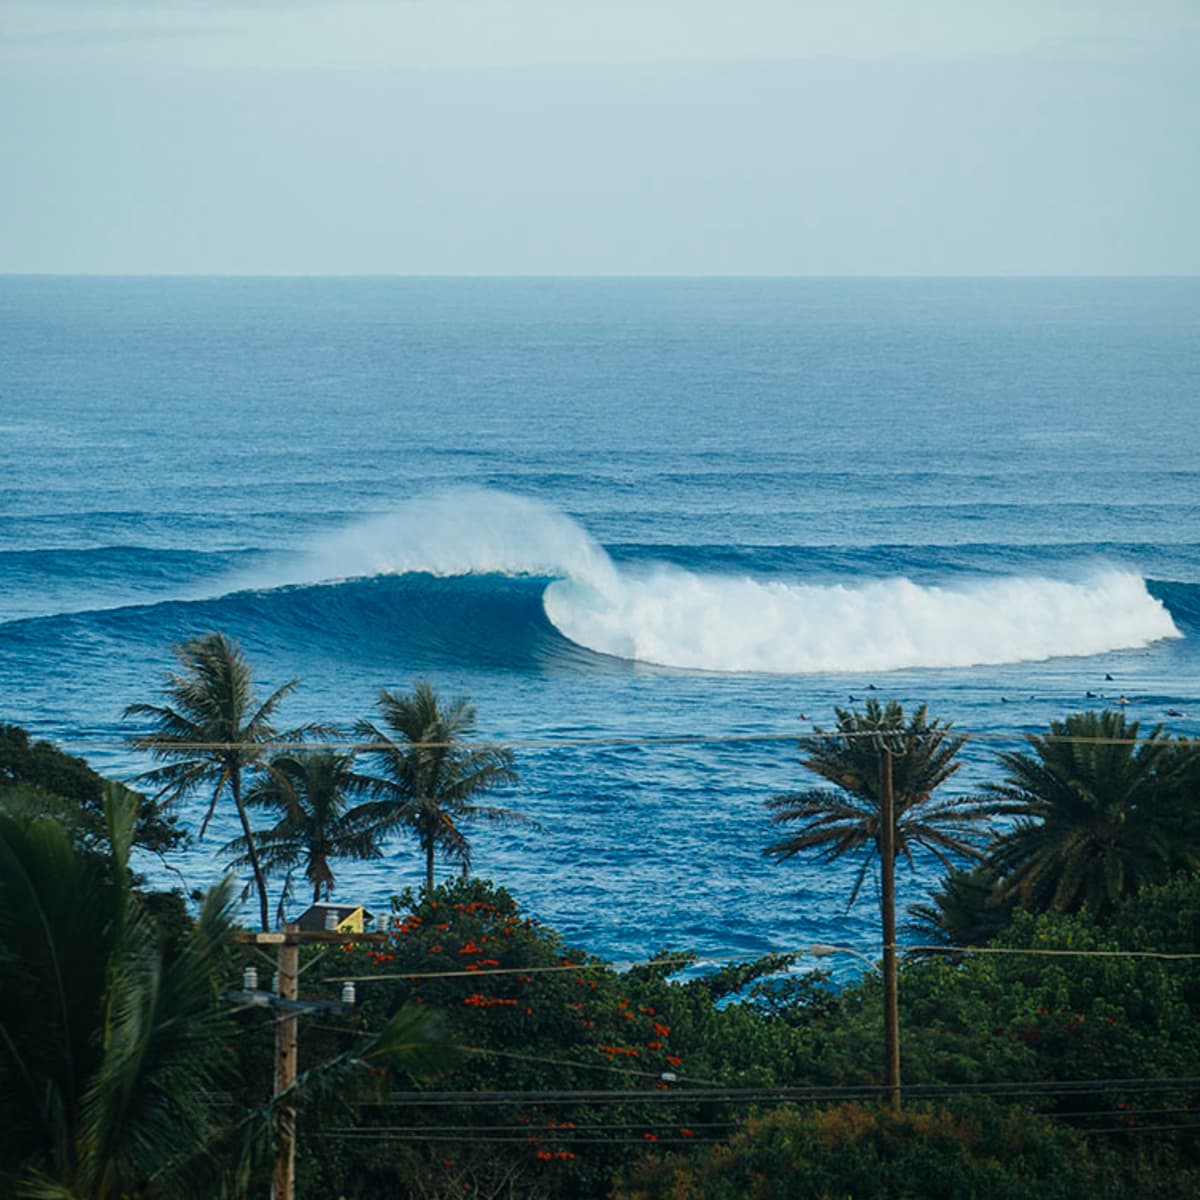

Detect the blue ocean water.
[{"left": 1, "top": 276, "right": 1198, "bottom": 963}]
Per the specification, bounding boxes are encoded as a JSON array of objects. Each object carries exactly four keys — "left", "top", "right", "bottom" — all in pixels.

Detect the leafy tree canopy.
[{"left": 0, "top": 721, "right": 184, "bottom": 854}]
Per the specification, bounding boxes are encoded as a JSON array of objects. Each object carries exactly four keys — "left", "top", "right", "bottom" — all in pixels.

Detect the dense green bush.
[{"left": 615, "top": 1101, "right": 1097, "bottom": 1200}]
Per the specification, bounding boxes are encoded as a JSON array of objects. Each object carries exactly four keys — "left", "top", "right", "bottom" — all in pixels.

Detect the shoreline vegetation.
[{"left": 3, "top": 631, "right": 1200, "bottom": 1197}]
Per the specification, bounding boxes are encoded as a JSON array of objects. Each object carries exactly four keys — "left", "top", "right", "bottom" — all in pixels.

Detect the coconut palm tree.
[
  {"left": 985, "top": 710, "right": 1198, "bottom": 917},
  {"left": 765, "top": 700, "right": 996, "bottom": 1106},
  {"left": 222, "top": 748, "right": 383, "bottom": 907},
  {"left": 125, "top": 632, "right": 308, "bottom": 930},
  {"left": 354, "top": 681, "right": 523, "bottom": 893},
  {"left": 764, "top": 700, "right": 994, "bottom": 901}
]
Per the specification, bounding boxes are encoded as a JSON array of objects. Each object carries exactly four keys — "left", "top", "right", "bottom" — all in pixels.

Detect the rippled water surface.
[{"left": 2, "top": 276, "right": 1198, "bottom": 960}]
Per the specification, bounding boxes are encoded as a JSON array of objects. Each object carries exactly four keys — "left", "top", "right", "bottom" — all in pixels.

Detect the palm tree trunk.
[
  {"left": 425, "top": 835, "right": 435, "bottom": 895},
  {"left": 231, "top": 767, "right": 271, "bottom": 930}
]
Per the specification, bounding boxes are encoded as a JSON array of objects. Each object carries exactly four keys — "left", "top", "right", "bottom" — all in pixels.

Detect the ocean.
[{"left": 1, "top": 276, "right": 1197, "bottom": 964}]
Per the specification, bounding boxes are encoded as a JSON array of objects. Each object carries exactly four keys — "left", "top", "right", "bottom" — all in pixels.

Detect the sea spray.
[
  {"left": 543, "top": 566, "right": 1181, "bottom": 673},
  {"left": 230, "top": 490, "right": 621, "bottom": 598}
]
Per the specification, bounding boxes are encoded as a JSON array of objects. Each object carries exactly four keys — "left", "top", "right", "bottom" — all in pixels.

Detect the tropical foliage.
[
  {"left": 353, "top": 680, "right": 524, "bottom": 892},
  {"left": 126, "top": 632, "right": 310, "bottom": 929},
  {"left": 9, "top": 659, "right": 1200, "bottom": 1197},
  {"left": 1, "top": 721, "right": 183, "bottom": 854},
  {"left": 764, "top": 700, "right": 994, "bottom": 903},
  {"left": 615, "top": 1101, "right": 1098, "bottom": 1200},
  {"left": 985, "top": 711, "right": 1199, "bottom": 916},
  {"left": 0, "top": 780, "right": 457, "bottom": 1200},
  {"left": 0, "top": 782, "right": 242, "bottom": 1200},
  {"left": 222, "top": 747, "right": 382, "bottom": 907}
]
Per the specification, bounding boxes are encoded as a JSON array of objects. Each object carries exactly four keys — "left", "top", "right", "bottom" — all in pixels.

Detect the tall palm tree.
[
  {"left": 765, "top": 701, "right": 995, "bottom": 1105},
  {"left": 986, "top": 710, "right": 1197, "bottom": 917},
  {"left": 354, "top": 681, "right": 523, "bottom": 893},
  {"left": 125, "top": 632, "right": 306, "bottom": 930},
  {"left": 764, "top": 700, "right": 994, "bottom": 902},
  {"left": 222, "top": 748, "right": 383, "bottom": 907}
]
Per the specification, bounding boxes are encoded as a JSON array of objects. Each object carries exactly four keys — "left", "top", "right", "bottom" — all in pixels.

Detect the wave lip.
[
  {"left": 543, "top": 567, "right": 1182, "bottom": 674},
  {"left": 223, "top": 489, "right": 620, "bottom": 597}
]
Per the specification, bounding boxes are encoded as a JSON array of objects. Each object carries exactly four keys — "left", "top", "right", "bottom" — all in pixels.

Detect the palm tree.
[
  {"left": 764, "top": 700, "right": 995, "bottom": 1107},
  {"left": 764, "top": 700, "right": 993, "bottom": 901},
  {"left": 354, "top": 681, "right": 523, "bottom": 893},
  {"left": 985, "top": 710, "right": 1198, "bottom": 917},
  {"left": 222, "top": 748, "right": 383, "bottom": 907},
  {"left": 906, "top": 861, "right": 1017, "bottom": 948},
  {"left": 0, "top": 782, "right": 455, "bottom": 1199},
  {"left": 125, "top": 632, "right": 306, "bottom": 930},
  {"left": 0, "top": 782, "right": 241, "bottom": 1199}
]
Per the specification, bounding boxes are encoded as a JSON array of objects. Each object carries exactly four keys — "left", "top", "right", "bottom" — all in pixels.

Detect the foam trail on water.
[{"left": 543, "top": 566, "right": 1181, "bottom": 673}]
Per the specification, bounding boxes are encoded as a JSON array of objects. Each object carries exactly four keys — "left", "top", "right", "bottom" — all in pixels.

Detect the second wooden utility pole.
[{"left": 879, "top": 745, "right": 901, "bottom": 1113}]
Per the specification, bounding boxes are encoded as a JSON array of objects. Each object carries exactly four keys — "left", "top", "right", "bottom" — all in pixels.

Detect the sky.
[{"left": 1, "top": 1, "right": 1198, "bottom": 275}]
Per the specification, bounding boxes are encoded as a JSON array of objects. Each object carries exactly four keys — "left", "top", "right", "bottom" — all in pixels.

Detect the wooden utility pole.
[
  {"left": 879, "top": 745, "right": 901, "bottom": 1113},
  {"left": 274, "top": 924, "right": 300, "bottom": 1200},
  {"left": 231, "top": 924, "right": 387, "bottom": 1200}
]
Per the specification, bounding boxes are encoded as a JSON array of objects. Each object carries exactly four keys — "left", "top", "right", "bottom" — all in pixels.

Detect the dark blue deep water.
[{"left": 1, "top": 277, "right": 1198, "bottom": 963}]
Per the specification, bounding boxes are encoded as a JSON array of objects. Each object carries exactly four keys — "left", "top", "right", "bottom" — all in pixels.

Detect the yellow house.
[{"left": 296, "top": 902, "right": 375, "bottom": 934}]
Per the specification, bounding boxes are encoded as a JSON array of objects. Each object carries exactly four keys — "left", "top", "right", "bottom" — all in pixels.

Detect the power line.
[
  {"left": 911, "top": 944, "right": 1200, "bottom": 963},
  {"left": 63, "top": 728, "right": 1196, "bottom": 755},
  {"left": 358, "top": 1076, "right": 1200, "bottom": 1108},
  {"left": 323, "top": 949, "right": 775, "bottom": 984},
  {"left": 326, "top": 1120, "right": 738, "bottom": 1134},
  {"left": 324, "top": 940, "right": 1200, "bottom": 986},
  {"left": 313, "top": 1133, "right": 710, "bottom": 1145},
  {"left": 462, "top": 1045, "right": 726, "bottom": 1087}
]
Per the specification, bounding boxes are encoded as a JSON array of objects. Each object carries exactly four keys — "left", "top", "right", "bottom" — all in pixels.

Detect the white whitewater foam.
[
  {"left": 230, "top": 489, "right": 1180, "bottom": 674},
  {"left": 543, "top": 565, "right": 1181, "bottom": 673}
]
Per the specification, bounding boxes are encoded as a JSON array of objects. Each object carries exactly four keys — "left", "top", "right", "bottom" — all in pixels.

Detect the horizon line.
[{"left": 3, "top": 272, "right": 1199, "bottom": 282}]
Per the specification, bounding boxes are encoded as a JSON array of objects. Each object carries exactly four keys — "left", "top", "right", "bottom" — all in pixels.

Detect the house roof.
[{"left": 295, "top": 902, "right": 375, "bottom": 931}]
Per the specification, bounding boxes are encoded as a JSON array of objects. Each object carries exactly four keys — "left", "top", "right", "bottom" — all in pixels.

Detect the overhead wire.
[
  {"left": 61, "top": 727, "right": 1197, "bottom": 755},
  {"left": 322, "top": 940, "right": 1200, "bottom": 986},
  {"left": 357, "top": 1076, "right": 1200, "bottom": 1108}
]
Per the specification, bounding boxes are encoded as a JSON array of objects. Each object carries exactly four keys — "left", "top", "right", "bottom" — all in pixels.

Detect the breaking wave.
[{"left": 249, "top": 490, "right": 1182, "bottom": 674}]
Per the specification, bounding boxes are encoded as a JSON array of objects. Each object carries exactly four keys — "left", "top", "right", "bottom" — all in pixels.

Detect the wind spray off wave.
[{"left": 235, "top": 490, "right": 620, "bottom": 596}]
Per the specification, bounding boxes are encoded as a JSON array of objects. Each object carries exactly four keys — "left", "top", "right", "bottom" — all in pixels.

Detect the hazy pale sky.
[{"left": 2, "top": 1, "right": 1198, "bottom": 274}]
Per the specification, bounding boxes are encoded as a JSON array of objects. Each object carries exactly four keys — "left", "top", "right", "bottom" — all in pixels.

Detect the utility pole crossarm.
[{"left": 232, "top": 930, "right": 389, "bottom": 945}]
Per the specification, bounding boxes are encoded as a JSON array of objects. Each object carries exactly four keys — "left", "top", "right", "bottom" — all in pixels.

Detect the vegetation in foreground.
[{"left": 2, "top": 630, "right": 1200, "bottom": 1197}]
